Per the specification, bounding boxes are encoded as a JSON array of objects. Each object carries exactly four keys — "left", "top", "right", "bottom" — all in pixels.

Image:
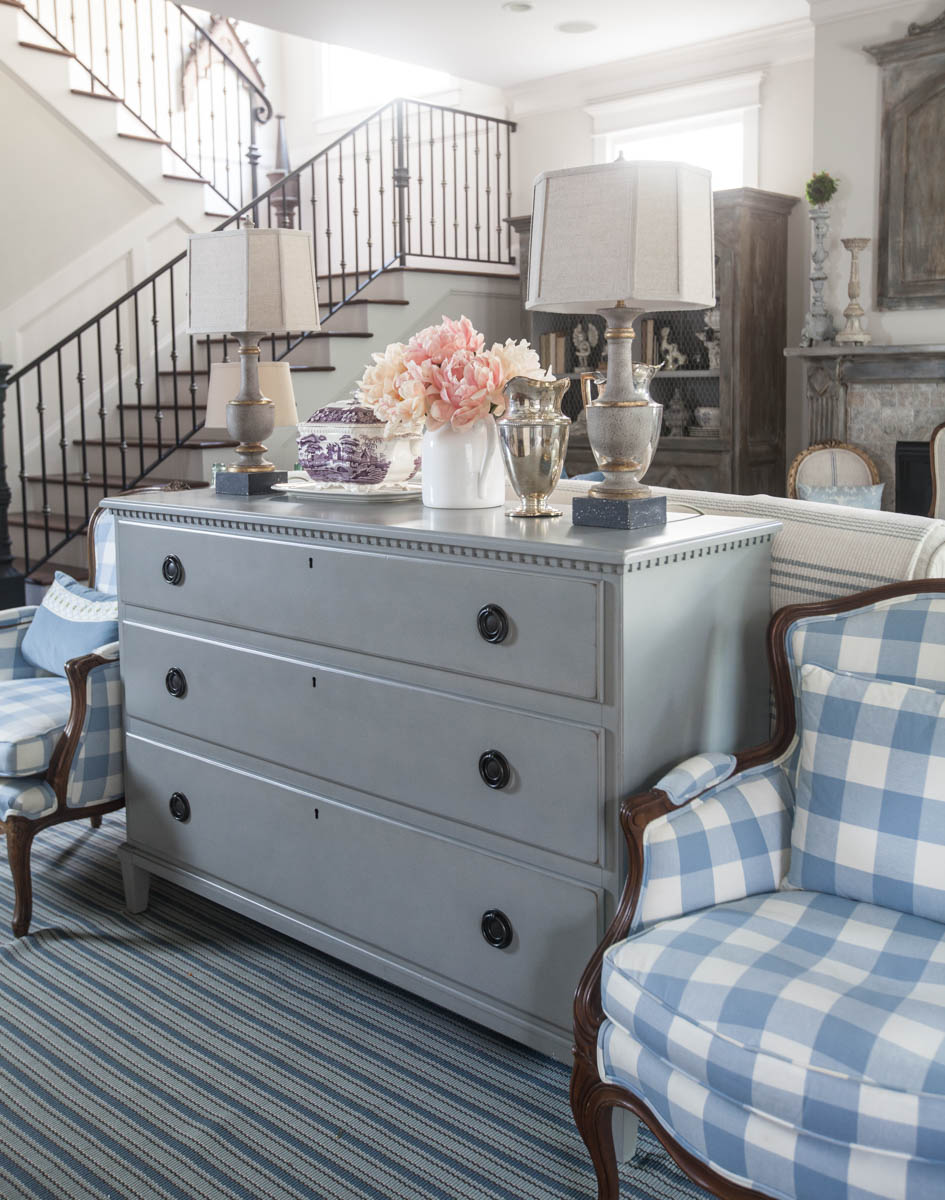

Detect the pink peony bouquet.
[{"left": 356, "top": 315, "right": 550, "bottom": 436}]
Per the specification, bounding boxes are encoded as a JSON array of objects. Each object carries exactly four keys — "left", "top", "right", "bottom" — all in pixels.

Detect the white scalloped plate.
[{"left": 270, "top": 480, "right": 423, "bottom": 503}]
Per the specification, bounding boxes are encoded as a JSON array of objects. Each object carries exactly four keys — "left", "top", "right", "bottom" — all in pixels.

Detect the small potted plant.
[{"left": 805, "top": 170, "right": 839, "bottom": 209}]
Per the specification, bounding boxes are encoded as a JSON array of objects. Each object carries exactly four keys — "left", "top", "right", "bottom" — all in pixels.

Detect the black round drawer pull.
[
  {"left": 477, "top": 604, "right": 509, "bottom": 644},
  {"left": 481, "top": 909, "right": 513, "bottom": 949},
  {"left": 169, "top": 792, "right": 191, "bottom": 822},
  {"left": 165, "top": 668, "right": 187, "bottom": 698},
  {"left": 478, "top": 750, "right": 511, "bottom": 790},
  {"left": 162, "top": 554, "right": 184, "bottom": 585}
]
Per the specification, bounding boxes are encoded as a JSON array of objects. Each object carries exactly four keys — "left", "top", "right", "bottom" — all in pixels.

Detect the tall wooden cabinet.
[{"left": 512, "top": 187, "right": 798, "bottom": 495}]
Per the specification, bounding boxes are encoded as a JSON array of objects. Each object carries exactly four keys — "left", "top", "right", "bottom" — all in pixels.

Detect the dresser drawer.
[
  {"left": 123, "top": 623, "right": 602, "bottom": 863},
  {"left": 117, "top": 522, "right": 600, "bottom": 700},
  {"left": 126, "top": 736, "right": 601, "bottom": 1031}
]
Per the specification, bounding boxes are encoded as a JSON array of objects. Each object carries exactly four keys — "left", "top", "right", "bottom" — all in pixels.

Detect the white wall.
[{"left": 811, "top": 0, "right": 945, "bottom": 344}]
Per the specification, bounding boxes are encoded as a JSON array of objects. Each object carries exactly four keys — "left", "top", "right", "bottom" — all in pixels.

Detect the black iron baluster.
[
  {"left": 163, "top": 0, "right": 173, "bottom": 145},
  {"left": 85, "top": 0, "right": 93, "bottom": 92},
  {"left": 429, "top": 104, "right": 435, "bottom": 255},
  {"left": 14, "top": 376, "right": 30, "bottom": 587},
  {"left": 393, "top": 100, "right": 407, "bottom": 267},
  {"left": 452, "top": 110, "right": 459, "bottom": 259},
  {"left": 35, "top": 364, "right": 50, "bottom": 562},
  {"left": 309, "top": 162, "right": 319, "bottom": 287},
  {"left": 118, "top": 0, "right": 127, "bottom": 101},
  {"left": 352, "top": 128, "right": 360, "bottom": 288},
  {"left": 248, "top": 105, "right": 261, "bottom": 216},
  {"left": 168, "top": 264, "right": 181, "bottom": 444},
  {"left": 485, "top": 120, "right": 491, "bottom": 262},
  {"left": 506, "top": 122, "right": 513, "bottom": 262},
  {"left": 378, "top": 111, "right": 386, "bottom": 266},
  {"left": 208, "top": 46, "right": 218, "bottom": 197},
  {"left": 188, "top": 334, "right": 198, "bottom": 430},
  {"left": 133, "top": 0, "right": 143, "bottom": 118},
  {"left": 151, "top": 280, "right": 162, "bottom": 461},
  {"left": 464, "top": 113, "right": 470, "bottom": 259},
  {"left": 324, "top": 153, "right": 333, "bottom": 310},
  {"left": 221, "top": 56, "right": 232, "bottom": 204},
  {"left": 132, "top": 292, "right": 145, "bottom": 478},
  {"left": 440, "top": 106, "right": 447, "bottom": 258},
  {"left": 474, "top": 117, "right": 481, "bottom": 260},
  {"left": 235, "top": 81, "right": 244, "bottom": 211},
  {"left": 102, "top": 0, "right": 112, "bottom": 93},
  {"left": 73, "top": 338, "right": 90, "bottom": 522},
  {"left": 364, "top": 120, "right": 373, "bottom": 276},
  {"left": 0, "top": 367, "right": 25, "bottom": 606},
  {"left": 178, "top": 5, "right": 188, "bottom": 166},
  {"left": 414, "top": 103, "right": 423, "bottom": 258},
  {"left": 95, "top": 322, "right": 108, "bottom": 517},
  {"left": 194, "top": 35, "right": 204, "bottom": 184},
  {"left": 338, "top": 142, "right": 346, "bottom": 300},
  {"left": 56, "top": 349, "right": 72, "bottom": 542},
  {"left": 115, "top": 308, "right": 127, "bottom": 489}
]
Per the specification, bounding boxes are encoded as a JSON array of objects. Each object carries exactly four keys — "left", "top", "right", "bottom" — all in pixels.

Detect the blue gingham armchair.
[
  {"left": 572, "top": 580, "right": 945, "bottom": 1200},
  {"left": 0, "top": 506, "right": 123, "bottom": 937}
]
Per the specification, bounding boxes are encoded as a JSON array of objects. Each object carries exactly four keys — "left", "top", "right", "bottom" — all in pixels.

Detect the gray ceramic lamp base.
[
  {"left": 215, "top": 470, "right": 288, "bottom": 496},
  {"left": 572, "top": 494, "right": 667, "bottom": 530}
]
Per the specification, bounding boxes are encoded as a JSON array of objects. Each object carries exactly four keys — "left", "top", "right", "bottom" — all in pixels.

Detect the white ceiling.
[{"left": 216, "top": 0, "right": 812, "bottom": 89}]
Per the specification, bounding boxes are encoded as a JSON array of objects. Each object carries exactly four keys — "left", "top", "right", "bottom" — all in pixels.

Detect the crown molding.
[
  {"left": 506, "top": 19, "right": 813, "bottom": 118},
  {"left": 806, "top": 0, "right": 925, "bottom": 26},
  {"left": 584, "top": 71, "right": 765, "bottom": 135}
]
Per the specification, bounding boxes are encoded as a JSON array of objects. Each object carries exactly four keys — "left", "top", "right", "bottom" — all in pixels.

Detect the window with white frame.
[{"left": 587, "top": 72, "right": 762, "bottom": 192}]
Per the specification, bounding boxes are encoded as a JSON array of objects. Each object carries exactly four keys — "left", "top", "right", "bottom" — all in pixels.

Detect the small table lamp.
[
  {"left": 527, "top": 159, "right": 715, "bottom": 529},
  {"left": 187, "top": 223, "right": 319, "bottom": 495},
  {"left": 205, "top": 361, "right": 298, "bottom": 494}
]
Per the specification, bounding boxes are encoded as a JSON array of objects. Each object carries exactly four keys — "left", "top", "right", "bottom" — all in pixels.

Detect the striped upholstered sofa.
[
  {"left": 550, "top": 480, "right": 945, "bottom": 611},
  {"left": 572, "top": 579, "right": 945, "bottom": 1200}
]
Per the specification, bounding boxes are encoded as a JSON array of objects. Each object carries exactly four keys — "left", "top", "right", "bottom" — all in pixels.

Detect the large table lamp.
[
  {"left": 205, "top": 361, "right": 298, "bottom": 494},
  {"left": 527, "top": 159, "right": 715, "bottom": 528},
  {"left": 187, "top": 222, "right": 319, "bottom": 495}
]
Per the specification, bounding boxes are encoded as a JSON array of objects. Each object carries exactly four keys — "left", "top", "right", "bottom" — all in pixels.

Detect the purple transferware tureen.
[{"left": 297, "top": 394, "right": 422, "bottom": 488}]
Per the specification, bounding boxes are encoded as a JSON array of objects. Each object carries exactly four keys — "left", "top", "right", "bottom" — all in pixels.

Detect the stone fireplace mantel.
[{"left": 784, "top": 344, "right": 945, "bottom": 509}]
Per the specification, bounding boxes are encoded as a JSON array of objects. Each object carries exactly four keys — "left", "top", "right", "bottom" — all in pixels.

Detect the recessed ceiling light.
[
  {"left": 556, "top": 20, "right": 597, "bottom": 33},
  {"left": 501, "top": 2, "right": 533, "bottom": 11}
]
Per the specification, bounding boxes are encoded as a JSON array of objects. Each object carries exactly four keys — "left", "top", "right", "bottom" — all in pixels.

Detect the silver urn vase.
[{"left": 496, "top": 376, "right": 571, "bottom": 518}]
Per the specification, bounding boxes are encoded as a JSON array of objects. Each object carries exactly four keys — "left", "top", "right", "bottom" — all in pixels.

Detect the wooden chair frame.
[
  {"left": 786, "top": 441, "right": 880, "bottom": 500},
  {"left": 570, "top": 578, "right": 945, "bottom": 1200},
  {"left": 2, "top": 482, "right": 207, "bottom": 936}
]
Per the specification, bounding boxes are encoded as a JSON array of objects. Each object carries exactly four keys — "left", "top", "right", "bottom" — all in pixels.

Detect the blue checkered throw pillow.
[
  {"left": 788, "top": 663, "right": 945, "bottom": 922},
  {"left": 21, "top": 572, "right": 118, "bottom": 678}
]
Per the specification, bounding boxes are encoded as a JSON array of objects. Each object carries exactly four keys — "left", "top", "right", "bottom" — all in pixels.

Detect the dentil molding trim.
[{"left": 113, "top": 506, "right": 773, "bottom": 577}]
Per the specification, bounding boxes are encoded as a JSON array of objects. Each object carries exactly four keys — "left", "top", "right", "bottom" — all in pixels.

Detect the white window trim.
[{"left": 585, "top": 70, "right": 763, "bottom": 189}]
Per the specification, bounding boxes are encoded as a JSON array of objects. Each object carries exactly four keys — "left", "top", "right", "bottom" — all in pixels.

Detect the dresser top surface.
[{"left": 104, "top": 489, "right": 779, "bottom": 568}]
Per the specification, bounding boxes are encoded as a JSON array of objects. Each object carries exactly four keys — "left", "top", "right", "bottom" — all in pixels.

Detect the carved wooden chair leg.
[
  {"left": 570, "top": 1052, "right": 621, "bottom": 1200},
  {"left": 89, "top": 814, "right": 102, "bottom": 829},
  {"left": 5, "top": 818, "right": 37, "bottom": 938}
]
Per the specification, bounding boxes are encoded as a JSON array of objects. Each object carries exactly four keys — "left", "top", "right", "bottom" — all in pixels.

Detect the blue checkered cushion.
[
  {"left": 0, "top": 676, "right": 72, "bottom": 777},
  {"left": 789, "top": 664, "right": 945, "bottom": 923},
  {"left": 0, "top": 606, "right": 43, "bottom": 681},
  {"left": 655, "top": 753, "right": 736, "bottom": 805},
  {"left": 65, "top": 648, "right": 122, "bottom": 808},
  {"left": 92, "top": 508, "right": 117, "bottom": 595},
  {"left": 0, "top": 777, "right": 57, "bottom": 820},
  {"left": 599, "top": 890, "right": 945, "bottom": 1200},
  {"left": 634, "top": 751, "right": 795, "bottom": 930}
]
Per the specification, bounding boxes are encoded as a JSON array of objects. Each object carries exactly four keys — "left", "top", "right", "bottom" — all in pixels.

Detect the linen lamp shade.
[
  {"left": 204, "top": 361, "right": 298, "bottom": 428},
  {"left": 526, "top": 159, "right": 715, "bottom": 314},
  {"left": 187, "top": 227, "right": 320, "bottom": 335}
]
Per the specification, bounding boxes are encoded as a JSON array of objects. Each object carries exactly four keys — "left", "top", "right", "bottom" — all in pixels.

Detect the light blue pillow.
[
  {"left": 796, "top": 482, "right": 884, "bottom": 509},
  {"left": 21, "top": 572, "right": 119, "bottom": 678},
  {"left": 788, "top": 663, "right": 945, "bottom": 923}
]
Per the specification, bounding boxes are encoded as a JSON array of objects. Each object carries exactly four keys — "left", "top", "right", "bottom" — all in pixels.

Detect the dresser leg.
[
  {"left": 613, "top": 1108, "right": 639, "bottom": 1163},
  {"left": 119, "top": 849, "right": 151, "bottom": 914}
]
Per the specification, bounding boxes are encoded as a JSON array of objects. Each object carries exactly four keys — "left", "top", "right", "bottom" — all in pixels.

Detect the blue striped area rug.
[{"left": 0, "top": 817, "right": 710, "bottom": 1200}]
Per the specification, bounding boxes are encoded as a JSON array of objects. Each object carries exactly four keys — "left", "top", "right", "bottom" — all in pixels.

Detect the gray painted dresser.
[{"left": 106, "top": 490, "right": 778, "bottom": 1062}]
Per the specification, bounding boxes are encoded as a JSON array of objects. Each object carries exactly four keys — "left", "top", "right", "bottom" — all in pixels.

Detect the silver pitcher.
[{"left": 497, "top": 376, "right": 571, "bottom": 518}]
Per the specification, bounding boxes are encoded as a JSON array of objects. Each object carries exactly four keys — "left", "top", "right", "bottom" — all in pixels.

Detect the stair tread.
[
  {"left": 19, "top": 40, "right": 73, "bottom": 56},
  {"left": 10, "top": 513, "right": 71, "bottom": 531},
  {"left": 18, "top": 560, "right": 89, "bottom": 586},
  {"left": 119, "top": 403, "right": 205, "bottom": 411},
  {"left": 118, "top": 131, "right": 166, "bottom": 145},
  {"left": 157, "top": 365, "right": 334, "bottom": 376},
  {"left": 71, "top": 88, "right": 119, "bottom": 101},
  {"left": 24, "top": 475, "right": 207, "bottom": 489},
  {"left": 74, "top": 438, "right": 237, "bottom": 449},
  {"left": 164, "top": 172, "right": 205, "bottom": 184}
]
